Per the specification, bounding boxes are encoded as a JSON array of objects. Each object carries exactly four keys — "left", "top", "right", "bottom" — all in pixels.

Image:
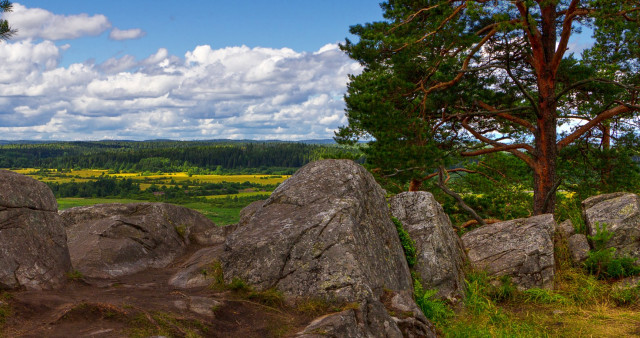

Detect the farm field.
[
  {"left": 6, "top": 168, "right": 284, "bottom": 225},
  {"left": 8, "top": 168, "right": 289, "bottom": 187}
]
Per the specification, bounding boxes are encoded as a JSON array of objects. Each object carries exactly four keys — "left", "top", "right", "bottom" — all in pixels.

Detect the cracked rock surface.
[
  {"left": 222, "top": 159, "right": 435, "bottom": 337},
  {"left": 222, "top": 159, "right": 410, "bottom": 301},
  {"left": 582, "top": 193, "right": 640, "bottom": 259},
  {"left": 461, "top": 214, "right": 556, "bottom": 290},
  {"left": 60, "top": 202, "right": 218, "bottom": 278},
  {"left": 0, "top": 170, "right": 72, "bottom": 290},
  {"left": 390, "top": 191, "right": 467, "bottom": 303}
]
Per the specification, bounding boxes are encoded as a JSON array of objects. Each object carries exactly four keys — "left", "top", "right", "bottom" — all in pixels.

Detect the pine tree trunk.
[
  {"left": 533, "top": 101, "right": 558, "bottom": 215},
  {"left": 533, "top": 5, "right": 559, "bottom": 215},
  {"left": 409, "top": 178, "right": 422, "bottom": 191}
]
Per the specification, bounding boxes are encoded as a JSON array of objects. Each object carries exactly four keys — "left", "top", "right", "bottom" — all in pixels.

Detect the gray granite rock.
[
  {"left": 582, "top": 193, "right": 640, "bottom": 259},
  {"left": 461, "top": 214, "right": 556, "bottom": 290},
  {"left": 61, "top": 202, "right": 216, "bottom": 278},
  {"left": 296, "top": 295, "right": 436, "bottom": 338},
  {"left": 0, "top": 170, "right": 72, "bottom": 290},
  {"left": 169, "top": 246, "right": 224, "bottom": 289},
  {"left": 222, "top": 160, "right": 433, "bottom": 337},
  {"left": 568, "top": 234, "right": 590, "bottom": 263},
  {"left": 389, "top": 191, "right": 466, "bottom": 303},
  {"left": 557, "top": 219, "right": 575, "bottom": 238}
]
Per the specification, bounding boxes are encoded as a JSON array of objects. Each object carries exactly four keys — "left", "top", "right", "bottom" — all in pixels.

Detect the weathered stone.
[
  {"left": 222, "top": 160, "right": 411, "bottom": 301},
  {"left": 390, "top": 191, "right": 466, "bottom": 303},
  {"left": 61, "top": 203, "right": 215, "bottom": 278},
  {"left": 582, "top": 193, "right": 640, "bottom": 259},
  {"left": 222, "top": 160, "right": 433, "bottom": 336},
  {"left": 296, "top": 309, "right": 364, "bottom": 338},
  {"left": 0, "top": 169, "right": 58, "bottom": 211},
  {"left": 0, "top": 170, "right": 72, "bottom": 290},
  {"left": 296, "top": 296, "right": 436, "bottom": 338},
  {"left": 173, "top": 296, "right": 222, "bottom": 318},
  {"left": 582, "top": 192, "right": 629, "bottom": 210},
  {"left": 614, "top": 275, "right": 640, "bottom": 290},
  {"left": 568, "top": 234, "right": 590, "bottom": 263},
  {"left": 169, "top": 246, "right": 224, "bottom": 289},
  {"left": 461, "top": 214, "right": 556, "bottom": 290},
  {"left": 237, "top": 200, "right": 265, "bottom": 228},
  {"left": 188, "top": 222, "right": 236, "bottom": 246},
  {"left": 557, "top": 219, "right": 575, "bottom": 238}
]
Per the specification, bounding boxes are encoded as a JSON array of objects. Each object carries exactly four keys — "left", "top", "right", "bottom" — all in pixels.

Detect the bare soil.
[{"left": 1, "top": 247, "right": 314, "bottom": 338}]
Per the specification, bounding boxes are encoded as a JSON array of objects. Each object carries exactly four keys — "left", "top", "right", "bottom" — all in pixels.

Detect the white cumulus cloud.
[
  {"left": 3, "top": 3, "right": 111, "bottom": 40},
  {"left": 109, "top": 27, "right": 146, "bottom": 41}
]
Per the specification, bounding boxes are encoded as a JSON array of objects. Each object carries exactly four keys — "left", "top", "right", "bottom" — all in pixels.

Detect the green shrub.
[
  {"left": 589, "top": 222, "right": 613, "bottom": 250},
  {"left": 391, "top": 216, "right": 416, "bottom": 268},
  {"left": 583, "top": 222, "right": 640, "bottom": 279},
  {"left": 413, "top": 276, "right": 453, "bottom": 324}
]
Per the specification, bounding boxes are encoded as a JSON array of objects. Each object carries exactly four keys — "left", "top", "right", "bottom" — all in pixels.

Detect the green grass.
[
  {"left": 57, "top": 197, "right": 149, "bottom": 210},
  {"left": 179, "top": 201, "right": 243, "bottom": 225}
]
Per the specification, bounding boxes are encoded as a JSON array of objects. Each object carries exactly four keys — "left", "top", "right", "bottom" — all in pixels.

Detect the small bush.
[
  {"left": 391, "top": 216, "right": 416, "bottom": 267},
  {"left": 583, "top": 222, "right": 640, "bottom": 279},
  {"left": 589, "top": 222, "right": 613, "bottom": 250},
  {"left": 413, "top": 276, "right": 453, "bottom": 324}
]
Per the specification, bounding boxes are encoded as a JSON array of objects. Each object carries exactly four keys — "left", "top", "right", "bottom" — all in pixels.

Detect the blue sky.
[
  {"left": 0, "top": 2, "right": 594, "bottom": 141},
  {"left": 0, "top": 1, "right": 384, "bottom": 140},
  {"left": 19, "top": 1, "right": 385, "bottom": 67}
]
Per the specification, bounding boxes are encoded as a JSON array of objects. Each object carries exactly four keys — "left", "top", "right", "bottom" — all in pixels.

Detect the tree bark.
[
  {"left": 532, "top": 83, "right": 558, "bottom": 214},
  {"left": 409, "top": 178, "right": 422, "bottom": 191},
  {"left": 531, "top": 4, "right": 559, "bottom": 215}
]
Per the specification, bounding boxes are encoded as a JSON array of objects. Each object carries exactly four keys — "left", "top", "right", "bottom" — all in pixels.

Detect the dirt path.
[{"left": 2, "top": 249, "right": 313, "bottom": 337}]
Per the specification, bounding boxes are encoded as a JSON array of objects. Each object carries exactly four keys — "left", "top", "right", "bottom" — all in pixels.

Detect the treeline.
[{"left": 0, "top": 140, "right": 363, "bottom": 171}]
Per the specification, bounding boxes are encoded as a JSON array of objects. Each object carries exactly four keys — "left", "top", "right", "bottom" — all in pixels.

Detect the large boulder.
[
  {"left": 461, "top": 214, "right": 556, "bottom": 290},
  {"left": 389, "top": 191, "right": 466, "bottom": 303},
  {"left": 0, "top": 170, "right": 72, "bottom": 290},
  {"left": 61, "top": 202, "right": 218, "bottom": 278},
  {"left": 222, "top": 159, "right": 434, "bottom": 336},
  {"left": 582, "top": 193, "right": 640, "bottom": 258}
]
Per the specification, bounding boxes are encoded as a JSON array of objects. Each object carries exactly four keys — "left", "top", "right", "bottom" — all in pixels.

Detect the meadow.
[{"left": 9, "top": 168, "right": 285, "bottom": 225}]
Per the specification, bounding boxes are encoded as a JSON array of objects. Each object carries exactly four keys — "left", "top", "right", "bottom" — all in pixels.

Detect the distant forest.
[{"left": 0, "top": 140, "right": 364, "bottom": 173}]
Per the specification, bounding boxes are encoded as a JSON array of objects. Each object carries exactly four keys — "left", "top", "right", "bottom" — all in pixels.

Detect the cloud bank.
[{"left": 0, "top": 40, "right": 361, "bottom": 140}]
